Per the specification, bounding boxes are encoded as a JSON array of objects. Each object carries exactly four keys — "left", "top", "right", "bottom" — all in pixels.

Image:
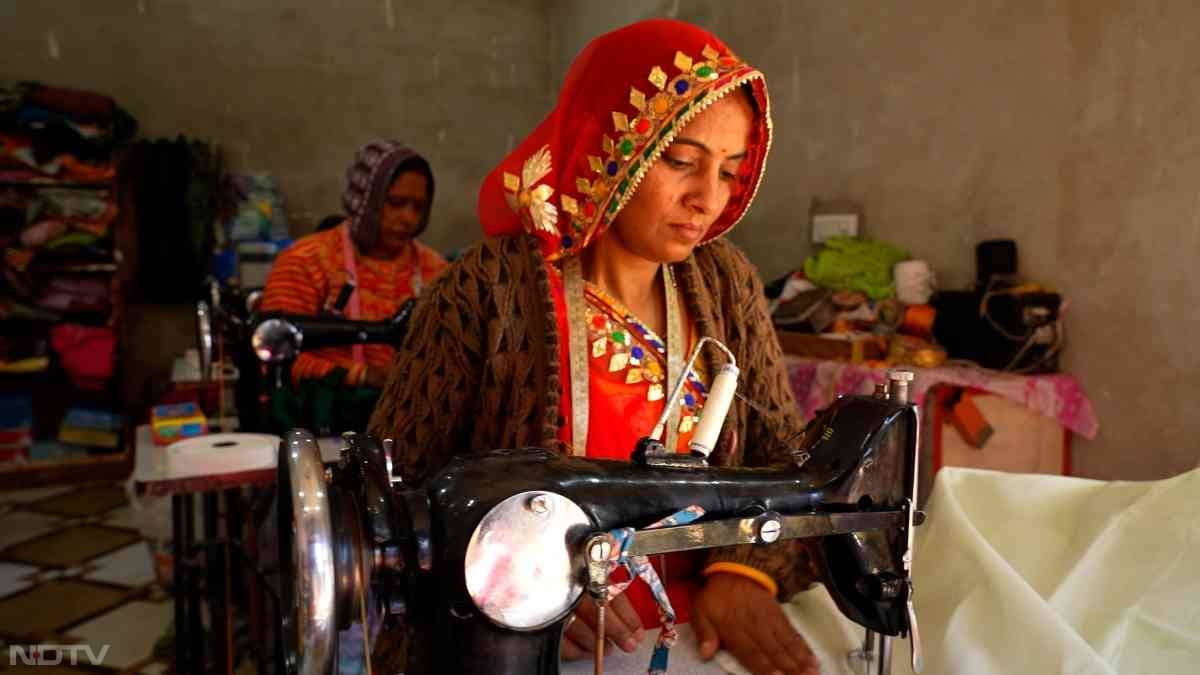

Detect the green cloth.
[
  {"left": 268, "top": 367, "right": 379, "bottom": 437},
  {"left": 45, "top": 230, "right": 101, "bottom": 250},
  {"left": 803, "top": 236, "right": 908, "bottom": 300}
]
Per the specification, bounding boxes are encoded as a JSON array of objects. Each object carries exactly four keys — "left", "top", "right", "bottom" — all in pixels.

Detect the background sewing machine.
[
  {"left": 193, "top": 278, "right": 414, "bottom": 435},
  {"left": 273, "top": 362, "right": 926, "bottom": 675},
  {"left": 145, "top": 282, "right": 418, "bottom": 675}
]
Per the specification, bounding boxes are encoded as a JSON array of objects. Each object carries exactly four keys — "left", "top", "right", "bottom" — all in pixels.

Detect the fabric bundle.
[
  {"left": 803, "top": 236, "right": 909, "bottom": 301},
  {"left": 0, "top": 81, "right": 136, "bottom": 182}
]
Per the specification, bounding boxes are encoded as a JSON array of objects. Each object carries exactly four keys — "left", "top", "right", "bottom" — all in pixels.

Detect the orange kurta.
[
  {"left": 548, "top": 265, "right": 709, "bottom": 628},
  {"left": 261, "top": 223, "right": 447, "bottom": 385}
]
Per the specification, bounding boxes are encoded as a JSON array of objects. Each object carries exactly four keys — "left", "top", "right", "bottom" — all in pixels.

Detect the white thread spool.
[
  {"left": 689, "top": 363, "right": 739, "bottom": 458},
  {"left": 165, "top": 433, "right": 280, "bottom": 479},
  {"left": 894, "top": 260, "right": 937, "bottom": 305}
]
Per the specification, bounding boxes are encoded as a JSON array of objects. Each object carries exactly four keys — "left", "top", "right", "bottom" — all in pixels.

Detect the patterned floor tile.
[
  {"left": 99, "top": 505, "right": 140, "bottom": 531},
  {"left": 66, "top": 600, "right": 172, "bottom": 670},
  {"left": 85, "top": 543, "right": 154, "bottom": 589},
  {"left": 2, "top": 525, "right": 139, "bottom": 569},
  {"left": 0, "top": 486, "right": 73, "bottom": 505},
  {"left": 0, "top": 579, "right": 129, "bottom": 639},
  {"left": 38, "top": 565, "right": 92, "bottom": 581},
  {"left": 0, "top": 561, "right": 38, "bottom": 600},
  {"left": 140, "top": 661, "right": 169, "bottom": 675},
  {"left": 0, "top": 510, "right": 62, "bottom": 550},
  {"left": 27, "top": 485, "right": 127, "bottom": 518}
]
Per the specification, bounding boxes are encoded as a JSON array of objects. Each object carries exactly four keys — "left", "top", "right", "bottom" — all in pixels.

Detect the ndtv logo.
[{"left": 9, "top": 645, "right": 111, "bottom": 666}]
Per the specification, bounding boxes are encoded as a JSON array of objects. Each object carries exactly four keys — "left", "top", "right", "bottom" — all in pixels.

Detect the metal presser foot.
[
  {"left": 847, "top": 630, "right": 893, "bottom": 675},
  {"left": 847, "top": 613, "right": 922, "bottom": 675},
  {"left": 584, "top": 534, "right": 615, "bottom": 675}
]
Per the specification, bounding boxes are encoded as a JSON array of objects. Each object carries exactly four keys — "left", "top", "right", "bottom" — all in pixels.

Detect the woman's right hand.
[{"left": 561, "top": 592, "right": 646, "bottom": 661}]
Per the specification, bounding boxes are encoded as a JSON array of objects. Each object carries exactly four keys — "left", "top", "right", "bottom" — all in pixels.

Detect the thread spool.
[
  {"left": 689, "top": 363, "right": 739, "bottom": 458},
  {"left": 895, "top": 260, "right": 936, "bottom": 305},
  {"left": 166, "top": 433, "right": 280, "bottom": 478},
  {"left": 900, "top": 304, "right": 936, "bottom": 339}
]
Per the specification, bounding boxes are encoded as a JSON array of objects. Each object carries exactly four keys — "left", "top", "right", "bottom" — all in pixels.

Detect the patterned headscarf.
[
  {"left": 342, "top": 140, "right": 435, "bottom": 251},
  {"left": 478, "top": 19, "right": 772, "bottom": 262}
]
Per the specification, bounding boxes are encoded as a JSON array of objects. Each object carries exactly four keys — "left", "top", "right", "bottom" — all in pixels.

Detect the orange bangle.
[{"left": 702, "top": 562, "right": 779, "bottom": 597}]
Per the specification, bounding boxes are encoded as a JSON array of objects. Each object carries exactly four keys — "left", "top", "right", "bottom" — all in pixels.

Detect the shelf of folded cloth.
[
  {"left": 783, "top": 355, "right": 1098, "bottom": 504},
  {"left": 0, "top": 82, "right": 137, "bottom": 486},
  {"left": 0, "top": 306, "right": 126, "bottom": 484},
  {"left": 0, "top": 378, "right": 131, "bottom": 490}
]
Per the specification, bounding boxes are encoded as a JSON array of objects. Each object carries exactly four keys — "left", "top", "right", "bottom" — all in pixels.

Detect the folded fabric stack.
[
  {"left": 0, "top": 81, "right": 136, "bottom": 184},
  {"left": 57, "top": 406, "right": 122, "bottom": 450},
  {"left": 0, "top": 82, "right": 134, "bottom": 462}
]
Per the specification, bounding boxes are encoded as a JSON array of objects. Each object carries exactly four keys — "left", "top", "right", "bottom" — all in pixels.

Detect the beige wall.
[
  {"left": 6, "top": 1, "right": 1197, "bottom": 478},
  {"left": 1, "top": 0, "right": 552, "bottom": 256}
]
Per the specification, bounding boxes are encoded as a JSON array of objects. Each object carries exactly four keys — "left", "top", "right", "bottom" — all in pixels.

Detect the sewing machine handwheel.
[
  {"left": 277, "top": 429, "right": 336, "bottom": 675},
  {"left": 253, "top": 318, "right": 302, "bottom": 363}
]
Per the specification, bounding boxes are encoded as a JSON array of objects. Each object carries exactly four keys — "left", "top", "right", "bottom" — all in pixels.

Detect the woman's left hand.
[{"left": 692, "top": 573, "right": 819, "bottom": 675}]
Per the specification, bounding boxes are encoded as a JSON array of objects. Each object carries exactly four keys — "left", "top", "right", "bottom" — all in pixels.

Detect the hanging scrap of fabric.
[{"left": 593, "top": 505, "right": 707, "bottom": 674}]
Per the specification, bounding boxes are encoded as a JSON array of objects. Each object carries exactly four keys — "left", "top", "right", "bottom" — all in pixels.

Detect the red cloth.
[
  {"left": 477, "top": 19, "right": 772, "bottom": 263},
  {"left": 49, "top": 323, "right": 115, "bottom": 390},
  {"left": 59, "top": 155, "right": 116, "bottom": 183},
  {"left": 26, "top": 84, "right": 116, "bottom": 124}
]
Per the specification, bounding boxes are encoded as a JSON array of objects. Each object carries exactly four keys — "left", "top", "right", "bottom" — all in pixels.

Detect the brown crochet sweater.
[{"left": 369, "top": 233, "right": 816, "bottom": 599}]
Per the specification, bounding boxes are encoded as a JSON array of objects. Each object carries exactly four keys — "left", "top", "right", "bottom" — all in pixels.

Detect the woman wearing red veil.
[{"left": 371, "top": 18, "right": 819, "bottom": 675}]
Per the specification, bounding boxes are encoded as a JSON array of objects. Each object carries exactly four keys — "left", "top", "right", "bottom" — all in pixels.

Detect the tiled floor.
[{"left": 0, "top": 483, "right": 171, "bottom": 674}]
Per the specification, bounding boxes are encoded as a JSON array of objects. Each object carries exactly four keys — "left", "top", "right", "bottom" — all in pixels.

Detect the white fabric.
[
  {"left": 571, "top": 466, "right": 1200, "bottom": 674},
  {"left": 566, "top": 466, "right": 1195, "bottom": 667},
  {"left": 771, "top": 467, "right": 1200, "bottom": 675},
  {"left": 559, "top": 623, "right": 726, "bottom": 675}
]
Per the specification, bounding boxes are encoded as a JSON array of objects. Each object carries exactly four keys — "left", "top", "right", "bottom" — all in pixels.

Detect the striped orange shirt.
[{"left": 261, "top": 223, "right": 448, "bottom": 385}]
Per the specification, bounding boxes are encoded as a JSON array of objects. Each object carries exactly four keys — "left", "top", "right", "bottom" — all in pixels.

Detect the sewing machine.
[
  {"left": 247, "top": 302, "right": 415, "bottom": 366},
  {"left": 274, "top": 356, "right": 924, "bottom": 675},
  {"left": 193, "top": 276, "right": 415, "bottom": 433}
]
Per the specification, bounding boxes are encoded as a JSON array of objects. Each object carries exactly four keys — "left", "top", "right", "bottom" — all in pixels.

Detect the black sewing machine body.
[
  {"left": 277, "top": 394, "right": 920, "bottom": 675},
  {"left": 194, "top": 278, "right": 416, "bottom": 433}
]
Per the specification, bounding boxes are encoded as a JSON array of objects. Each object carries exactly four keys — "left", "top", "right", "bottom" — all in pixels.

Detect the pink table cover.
[{"left": 785, "top": 356, "right": 1098, "bottom": 439}]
